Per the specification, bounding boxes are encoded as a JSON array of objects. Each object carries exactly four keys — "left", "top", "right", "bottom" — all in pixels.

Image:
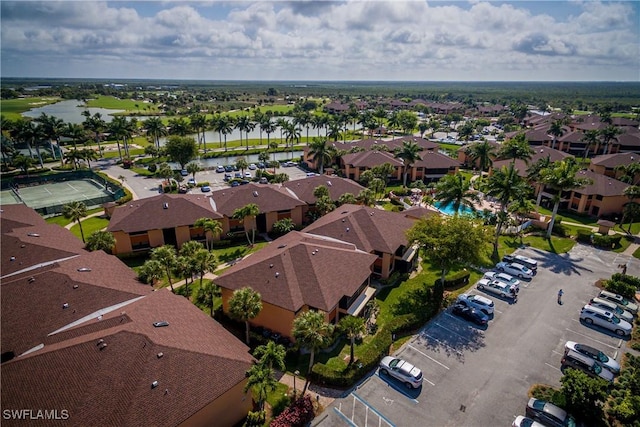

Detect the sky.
[{"left": 1, "top": 1, "right": 639, "bottom": 82}]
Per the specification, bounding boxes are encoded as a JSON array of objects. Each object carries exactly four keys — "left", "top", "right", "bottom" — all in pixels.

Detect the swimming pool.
[{"left": 433, "top": 201, "right": 477, "bottom": 216}]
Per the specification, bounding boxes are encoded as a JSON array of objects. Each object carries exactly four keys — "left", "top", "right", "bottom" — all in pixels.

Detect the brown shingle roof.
[
  {"left": 493, "top": 147, "right": 573, "bottom": 177},
  {"left": 574, "top": 170, "right": 629, "bottom": 197},
  {"left": 209, "top": 183, "right": 306, "bottom": 217},
  {"left": 413, "top": 150, "right": 461, "bottom": 169},
  {"left": 403, "top": 205, "right": 441, "bottom": 220},
  {"left": 282, "top": 176, "right": 365, "bottom": 204},
  {"left": 301, "top": 204, "right": 414, "bottom": 254},
  {"left": 107, "top": 194, "right": 222, "bottom": 233},
  {"left": 214, "top": 231, "right": 377, "bottom": 312},
  {"left": 590, "top": 152, "right": 640, "bottom": 168},
  {"left": 341, "top": 150, "right": 403, "bottom": 168}
]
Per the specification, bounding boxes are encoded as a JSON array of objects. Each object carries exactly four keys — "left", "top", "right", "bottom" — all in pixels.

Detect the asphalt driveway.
[{"left": 314, "top": 244, "right": 638, "bottom": 427}]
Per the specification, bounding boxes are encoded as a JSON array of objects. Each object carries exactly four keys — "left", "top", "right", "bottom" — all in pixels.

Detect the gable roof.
[
  {"left": 301, "top": 204, "right": 414, "bottom": 254},
  {"left": 403, "top": 205, "right": 441, "bottom": 220},
  {"left": 574, "top": 170, "right": 630, "bottom": 197},
  {"left": 1, "top": 205, "right": 253, "bottom": 427},
  {"left": 107, "top": 194, "right": 222, "bottom": 233},
  {"left": 214, "top": 231, "right": 377, "bottom": 312},
  {"left": 282, "top": 176, "right": 365, "bottom": 204},
  {"left": 493, "top": 147, "right": 573, "bottom": 177},
  {"left": 329, "top": 137, "right": 438, "bottom": 153},
  {"left": 590, "top": 152, "right": 640, "bottom": 168},
  {"left": 413, "top": 150, "right": 461, "bottom": 169},
  {"left": 208, "top": 182, "right": 306, "bottom": 217},
  {"left": 341, "top": 150, "right": 403, "bottom": 168}
]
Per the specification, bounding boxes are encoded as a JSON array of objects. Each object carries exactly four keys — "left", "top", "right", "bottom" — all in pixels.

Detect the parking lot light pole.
[{"left": 293, "top": 370, "right": 300, "bottom": 398}]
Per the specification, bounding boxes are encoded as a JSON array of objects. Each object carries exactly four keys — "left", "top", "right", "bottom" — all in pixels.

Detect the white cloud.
[{"left": 1, "top": 0, "right": 638, "bottom": 81}]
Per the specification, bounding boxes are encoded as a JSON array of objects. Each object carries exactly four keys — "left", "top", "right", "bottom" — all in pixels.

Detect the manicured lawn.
[
  {"left": 84, "top": 95, "right": 160, "bottom": 113},
  {"left": 70, "top": 217, "right": 109, "bottom": 240},
  {"left": 45, "top": 207, "right": 104, "bottom": 227},
  {"left": 614, "top": 222, "right": 640, "bottom": 235},
  {"left": 633, "top": 246, "right": 640, "bottom": 259},
  {"left": 535, "top": 206, "right": 599, "bottom": 227},
  {"left": 0, "top": 97, "right": 61, "bottom": 120}
]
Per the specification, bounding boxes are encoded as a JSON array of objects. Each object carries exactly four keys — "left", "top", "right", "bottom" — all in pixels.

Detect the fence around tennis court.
[{"left": 1, "top": 170, "right": 125, "bottom": 216}]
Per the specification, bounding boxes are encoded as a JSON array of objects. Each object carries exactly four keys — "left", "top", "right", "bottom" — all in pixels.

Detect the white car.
[
  {"left": 248, "top": 163, "right": 257, "bottom": 170},
  {"left": 483, "top": 271, "right": 521, "bottom": 291},
  {"left": 512, "top": 416, "right": 545, "bottom": 427},
  {"left": 598, "top": 290, "right": 638, "bottom": 315},
  {"left": 580, "top": 305, "right": 632, "bottom": 336},
  {"left": 476, "top": 278, "right": 517, "bottom": 299},
  {"left": 495, "top": 262, "right": 534, "bottom": 280},
  {"left": 589, "top": 297, "right": 634, "bottom": 323},
  {"left": 456, "top": 294, "right": 495, "bottom": 315},
  {"left": 379, "top": 356, "right": 423, "bottom": 389},
  {"left": 564, "top": 341, "right": 620, "bottom": 374}
]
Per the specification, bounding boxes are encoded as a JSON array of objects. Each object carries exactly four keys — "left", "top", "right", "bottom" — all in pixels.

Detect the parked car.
[
  {"left": 215, "top": 165, "right": 225, "bottom": 173},
  {"left": 589, "top": 297, "right": 634, "bottom": 323},
  {"left": 476, "top": 278, "right": 516, "bottom": 299},
  {"left": 231, "top": 181, "right": 240, "bottom": 187},
  {"left": 456, "top": 293, "right": 494, "bottom": 315},
  {"left": 259, "top": 177, "right": 268, "bottom": 184},
  {"left": 564, "top": 341, "right": 620, "bottom": 374},
  {"left": 525, "top": 399, "right": 576, "bottom": 427},
  {"left": 224, "top": 173, "right": 232, "bottom": 182},
  {"left": 257, "top": 162, "right": 266, "bottom": 169},
  {"left": 224, "top": 165, "right": 234, "bottom": 172},
  {"left": 379, "top": 356, "right": 423, "bottom": 389},
  {"left": 495, "top": 262, "right": 534, "bottom": 280},
  {"left": 451, "top": 302, "right": 489, "bottom": 325},
  {"left": 244, "top": 172, "right": 252, "bottom": 178},
  {"left": 187, "top": 178, "right": 196, "bottom": 186},
  {"left": 561, "top": 349, "right": 615, "bottom": 382},
  {"left": 597, "top": 290, "right": 638, "bottom": 315},
  {"left": 234, "top": 172, "right": 242, "bottom": 178},
  {"left": 248, "top": 163, "right": 257, "bottom": 170},
  {"left": 180, "top": 169, "right": 188, "bottom": 176},
  {"left": 580, "top": 305, "right": 632, "bottom": 336},
  {"left": 483, "top": 271, "right": 521, "bottom": 290},
  {"left": 502, "top": 254, "right": 538, "bottom": 272},
  {"left": 512, "top": 416, "right": 545, "bottom": 427},
  {"left": 200, "top": 185, "right": 211, "bottom": 192}
]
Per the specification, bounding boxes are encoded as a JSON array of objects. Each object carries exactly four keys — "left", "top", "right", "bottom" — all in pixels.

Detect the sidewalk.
[{"left": 275, "top": 371, "right": 344, "bottom": 410}]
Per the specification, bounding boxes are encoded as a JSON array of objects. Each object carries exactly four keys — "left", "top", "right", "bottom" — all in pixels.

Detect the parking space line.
[
  {"left": 419, "top": 334, "right": 464, "bottom": 356},
  {"left": 374, "top": 373, "right": 424, "bottom": 401},
  {"left": 333, "top": 406, "right": 357, "bottom": 427},
  {"left": 565, "top": 328, "right": 620, "bottom": 350},
  {"left": 352, "top": 392, "right": 397, "bottom": 427},
  {"left": 408, "top": 345, "right": 450, "bottom": 370},
  {"left": 434, "top": 322, "right": 478, "bottom": 339},
  {"left": 545, "top": 362, "right": 562, "bottom": 372},
  {"left": 551, "top": 350, "right": 564, "bottom": 356}
]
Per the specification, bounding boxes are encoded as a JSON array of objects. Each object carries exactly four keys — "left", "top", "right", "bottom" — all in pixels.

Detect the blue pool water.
[{"left": 433, "top": 201, "right": 476, "bottom": 216}]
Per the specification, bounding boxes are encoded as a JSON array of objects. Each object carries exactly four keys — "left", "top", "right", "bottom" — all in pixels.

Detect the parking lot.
[{"left": 315, "top": 244, "right": 638, "bottom": 427}]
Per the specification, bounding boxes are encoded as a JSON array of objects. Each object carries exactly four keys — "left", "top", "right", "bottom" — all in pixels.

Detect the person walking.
[{"left": 557, "top": 289, "right": 564, "bottom": 305}]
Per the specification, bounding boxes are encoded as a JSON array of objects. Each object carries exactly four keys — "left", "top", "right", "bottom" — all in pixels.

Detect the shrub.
[
  {"left": 592, "top": 234, "right": 622, "bottom": 249},
  {"left": 435, "top": 270, "right": 471, "bottom": 288},
  {"left": 576, "top": 230, "right": 592, "bottom": 243},
  {"left": 244, "top": 410, "right": 265, "bottom": 427},
  {"left": 270, "top": 395, "right": 315, "bottom": 427},
  {"left": 270, "top": 394, "right": 291, "bottom": 418},
  {"left": 552, "top": 223, "right": 568, "bottom": 238},
  {"left": 611, "top": 273, "right": 640, "bottom": 289},
  {"left": 604, "top": 279, "right": 637, "bottom": 300}
]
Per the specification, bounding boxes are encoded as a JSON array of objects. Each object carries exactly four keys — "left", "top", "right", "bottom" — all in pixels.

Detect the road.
[{"left": 314, "top": 244, "right": 639, "bottom": 427}]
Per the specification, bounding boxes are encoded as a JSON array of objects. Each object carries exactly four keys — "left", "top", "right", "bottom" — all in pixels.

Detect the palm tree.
[
  {"left": 235, "top": 115, "right": 251, "bottom": 150},
  {"left": 387, "top": 111, "right": 400, "bottom": 140},
  {"left": 526, "top": 155, "right": 553, "bottom": 207},
  {"left": 12, "top": 154, "right": 36, "bottom": 175},
  {"left": 194, "top": 217, "right": 223, "bottom": 250},
  {"left": 63, "top": 201, "right": 87, "bottom": 243},
  {"left": 243, "top": 364, "right": 277, "bottom": 412},
  {"left": 262, "top": 119, "right": 276, "bottom": 150},
  {"left": 186, "top": 162, "right": 201, "bottom": 181},
  {"left": 143, "top": 117, "right": 166, "bottom": 150},
  {"left": 356, "top": 188, "right": 376, "bottom": 207},
  {"left": 622, "top": 185, "right": 640, "bottom": 233},
  {"left": 292, "top": 310, "right": 335, "bottom": 387},
  {"left": 465, "top": 140, "right": 495, "bottom": 173},
  {"left": 498, "top": 134, "right": 532, "bottom": 165},
  {"left": 85, "top": 230, "right": 116, "bottom": 253},
  {"left": 294, "top": 110, "right": 312, "bottom": 145},
  {"left": 108, "top": 116, "right": 127, "bottom": 162},
  {"left": 229, "top": 287, "right": 262, "bottom": 345},
  {"left": 190, "top": 113, "right": 207, "bottom": 152},
  {"left": 63, "top": 123, "right": 87, "bottom": 150},
  {"left": 615, "top": 163, "right": 640, "bottom": 185},
  {"left": 193, "top": 248, "right": 217, "bottom": 289},
  {"left": 434, "top": 174, "right": 480, "bottom": 214},
  {"left": 138, "top": 259, "right": 164, "bottom": 286},
  {"left": 253, "top": 341, "right": 286, "bottom": 371},
  {"left": 548, "top": 120, "right": 565, "bottom": 150},
  {"left": 539, "top": 159, "right": 592, "bottom": 239},
  {"left": 199, "top": 281, "right": 220, "bottom": 318},
  {"left": 150, "top": 245, "right": 178, "bottom": 292},
  {"left": 599, "top": 125, "right": 622, "bottom": 155},
  {"left": 283, "top": 122, "right": 301, "bottom": 158},
  {"left": 179, "top": 240, "right": 203, "bottom": 258},
  {"left": 394, "top": 140, "right": 422, "bottom": 187},
  {"left": 174, "top": 255, "right": 196, "bottom": 296},
  {"left": 35, "top": 113, "right": 64, "bottom": 164},
  {"left": 338, "top": 315, "right": 366, "bottom": 364},
  {"left": 82, "top": 112, "right": 106, "bottom": 157},
  {"left": 485, "top": 163, "right": 529, "bottom": 258},
  {"left": 232, "top": 203, "right": 260, "bottom": 246},
  {"left": 580, "top": 129, "right": 599, "bottom": 158},
  {"left": 168, "top": 117, "right": 191, "bottom": 137},
  {"left": 308, "top": 137, "right": 334, "bottom": 174},
  {"left": 216, "top": 116, "right": 233, "bottom": 151}
]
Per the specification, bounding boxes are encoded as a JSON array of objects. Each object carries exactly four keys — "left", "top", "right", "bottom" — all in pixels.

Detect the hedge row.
[
  {"left": 435, "top": 270, "right": 471, "bottom": 288},
  {"left": 310, "top": 313, "right": 421, "bottom": 387},
  {"left": 577, "top": 231, "right": 623, "bottom": 249}
]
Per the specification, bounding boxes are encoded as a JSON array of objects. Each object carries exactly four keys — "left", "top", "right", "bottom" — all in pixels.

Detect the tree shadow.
[{"left": 217, "top": 248, "right": 249, "bottom": 263}]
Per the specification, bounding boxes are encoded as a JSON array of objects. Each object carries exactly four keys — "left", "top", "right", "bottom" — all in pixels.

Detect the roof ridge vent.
[
  {"left": 253, "top": 191, "right": 259, "bottom": 197},
  {"left": 163, "top": 203, "right": 169, "bottom": 209}
]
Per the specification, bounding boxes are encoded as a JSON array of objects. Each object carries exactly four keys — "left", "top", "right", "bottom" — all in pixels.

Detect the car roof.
[
  {"left": 590, "top": 297, "right": 617, "bottom": 309},
  {"left": 564, "top": 349, "right": 595, "bottom": 366},
  {"left": 583, "top": 305, "right": 613, "bottom": 317},
  {"left": 599, "top": 290, "right": 622, "bottom": 299}
]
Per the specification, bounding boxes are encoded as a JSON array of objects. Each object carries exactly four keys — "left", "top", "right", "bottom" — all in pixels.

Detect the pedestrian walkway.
[
  {"left": 64, "top": 210, "right": 107, "bottom": 230},
  {"left": 276, "top": 371, "right": 344, "bottom": 410}
]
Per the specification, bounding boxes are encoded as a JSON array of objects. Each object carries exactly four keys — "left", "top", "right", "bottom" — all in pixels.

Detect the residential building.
[
  {"left": 282, "top": 176, "right": 365, "bottom": 221},
  {"left": 589, "top": 152, "right": 640, "bottom": 184}
]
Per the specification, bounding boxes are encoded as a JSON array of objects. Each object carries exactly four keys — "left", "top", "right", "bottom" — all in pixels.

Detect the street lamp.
[{"left": 293, "top": 370, "right": 300, "bottom": 398}]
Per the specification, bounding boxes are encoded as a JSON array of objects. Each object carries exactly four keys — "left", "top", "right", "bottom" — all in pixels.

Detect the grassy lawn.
[
  {"left": 613, "top": 222, "right": 640, "bottom": 235},
  {"left": 0, "top": 97, "right": 61, "bottom": 120},
  {"left": 70, "top": 217, "right": 110, "bottom": 239},
  {"left": 633, "top": 246, "right": 640, "bottom": 259},
  {"left": 84, "top": 95, "right": 160, "bottom": 113},
  {"left": 535, "top": 206, "right": 599, "bottom": 227},
  {"left": 45, "top": 207, "right": 104, "bottom": 227}
]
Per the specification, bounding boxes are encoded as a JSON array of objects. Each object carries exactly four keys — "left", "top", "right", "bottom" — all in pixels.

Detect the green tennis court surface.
[{"left": 0, "top": 179, "right": 114, "bottom": 210}]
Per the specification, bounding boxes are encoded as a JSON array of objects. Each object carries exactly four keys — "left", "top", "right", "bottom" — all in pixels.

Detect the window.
[{"left": 595, "top": 195, "right": 603, "bottom": 201}]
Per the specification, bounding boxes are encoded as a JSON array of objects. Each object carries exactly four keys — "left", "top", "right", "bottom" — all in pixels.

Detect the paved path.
[{"left": 276, "top": 371, "right": 344, "bottom": 411}]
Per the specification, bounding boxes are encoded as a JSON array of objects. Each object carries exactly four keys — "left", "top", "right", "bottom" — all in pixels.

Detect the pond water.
[
  {"left": 167, "top": 151, "right": 304, "bottom": 169},
  {"left": 21, "top": 99, "right": 124, "bottom": 124}
]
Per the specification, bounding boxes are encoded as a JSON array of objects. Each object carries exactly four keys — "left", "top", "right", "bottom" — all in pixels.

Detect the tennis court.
[{"left": 0, "top": 178, "right": 117, "bottom": 215}]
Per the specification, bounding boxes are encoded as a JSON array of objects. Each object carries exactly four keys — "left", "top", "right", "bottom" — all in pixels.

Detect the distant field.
[
  {"left": 0, "top": 97, "right": 61, "bottom": 120},
  {"left": 85, "top": 95, "right": 159, "bottom": 112}
]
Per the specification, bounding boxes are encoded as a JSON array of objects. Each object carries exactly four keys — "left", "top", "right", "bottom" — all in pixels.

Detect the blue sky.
[{"left": 1, "top": 1, "right": 639, "bottom": 81}]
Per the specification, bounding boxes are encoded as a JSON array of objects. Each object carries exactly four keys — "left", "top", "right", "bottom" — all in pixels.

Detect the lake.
[{"left": 22, "top": 99, "right": 124, "bottom": 124}]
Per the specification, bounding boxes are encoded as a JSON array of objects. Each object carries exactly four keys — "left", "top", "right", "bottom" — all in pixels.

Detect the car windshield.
[
  {"left": 593, "top": 364, "right": 602, "bottom": 374},
  {"left": 612, "top": 316, "right": 620, "bottom": 324},
  {"left": 597, "top": 352, "right": 609, "bottom": 363},
  {"left": 389, "top": 359, "right": 400, "bottom": 368}
]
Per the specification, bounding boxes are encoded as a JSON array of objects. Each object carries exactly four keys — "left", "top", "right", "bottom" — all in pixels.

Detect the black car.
[
  {"left": 525, "top": 399, "right": 576, "bottom": 427},
  {"left": 502, "top": 254, "right": 538, "bottom": 272},
  {"left": 451, "top": 302, "right": 489, "bottom": 325}
]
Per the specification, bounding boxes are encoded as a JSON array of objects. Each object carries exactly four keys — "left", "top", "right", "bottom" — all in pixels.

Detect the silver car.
[
  {"left": 495, "top": 262, "right": 534, "bottom": 280},
  {"left": 456, "top": 293, "right": 495, "bottom": 315},
  {"left": 589, "top": 297, "right": 633, "bottom": 323},
  {"left": 379, "top": 356, "right": 423, "bottom": 389},
  {"left": 476, "top": 278, "right": 517, "bottom": 299},
  {"left": 580, "top": 305, "right": 632, "bottom": 336},
  {"left": 598, "top": 290, "right": 638, "bottom": 315},
  {"left": 484, "top": 271, "right": 521, "bottom": 290},
  {"left": 564, "top": 340, "right": 620, "bottom": 374}
]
